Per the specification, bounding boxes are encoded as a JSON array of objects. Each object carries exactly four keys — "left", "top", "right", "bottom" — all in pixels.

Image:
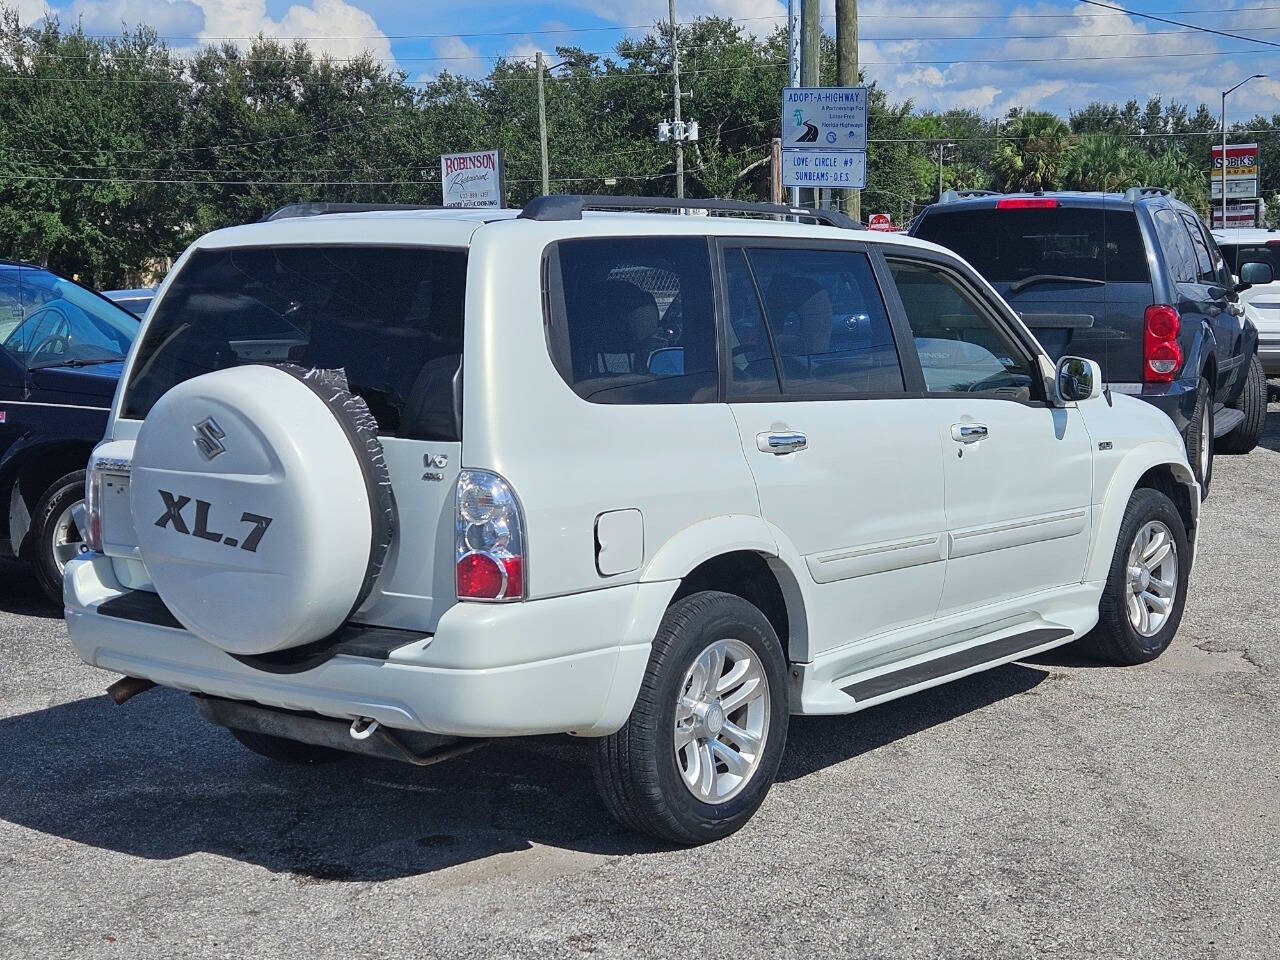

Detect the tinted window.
[
  {"left": 1180, "top": 213, "right": 1218, "bottom": 283},
  {"left": 546, "top": 237, "right": 717, "bottom": 404},
  {"left": 124, "top": 246, "right": 467, "bottom": 440},
  {"left": 732, "top": 246, "right": 903, "bottom": 396},
  {"left": 889, "top": 260, "right": 1036, "bottom": 401},
  {"left": 1217, "top": 242, "right": 1280, "bottom": 277},
  {"left": 913, "top": 207, "right": 1150, "bottom": 283},
  {"left": 1153, "top": 209, "right": 1198, "bottom": 283},
  {"left": 723, "top": 248, "right": 781, "bottom": 396},
  {"left": 0, "top": 267, "right": 137, "bottom": 370}
]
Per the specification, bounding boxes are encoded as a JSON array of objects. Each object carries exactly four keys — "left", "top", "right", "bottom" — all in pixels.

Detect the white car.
[
  {"left": 66, "top": 197, "right": 1199, "bottom": 844},
  {"left": 1212, "top": 227, "right": 1280, "bottom": 378}
]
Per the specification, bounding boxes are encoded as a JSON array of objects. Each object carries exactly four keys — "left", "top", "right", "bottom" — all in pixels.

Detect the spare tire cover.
[{"left": 131, "top": 364, "right": 393, "bottom": 655}]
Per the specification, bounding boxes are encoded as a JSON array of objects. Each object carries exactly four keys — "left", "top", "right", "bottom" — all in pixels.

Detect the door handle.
[
  {"left": 758, "top": 431, "right": 808, "bottom": 455},
  {"left": 951, "top": 423, "right": 989, "bottom": 443}
]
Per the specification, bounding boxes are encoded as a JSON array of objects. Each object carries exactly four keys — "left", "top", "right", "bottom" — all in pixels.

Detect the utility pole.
[
  {"left": 787, "top": 0, "right": 801, "bottom": 205},
  {"left": 669, "top": 0, "right": 684, "bottom": 199},
  {"left": 936, "top": 142, "right": 955, "bottom": 201},
  {"left": 537, "top": 51, "right": 550, "bottom": 196},
  {"left": 836, "top": 0, "right": 859, "bottom": 221},
  {"left": 801, "top": 0, "right": 820, "bottom": 207}
]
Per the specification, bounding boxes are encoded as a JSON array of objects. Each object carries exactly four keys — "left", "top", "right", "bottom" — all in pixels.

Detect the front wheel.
[
  {"left": 1217, "top": 354, "right": 1266, "bottom": 454},
  {"left": 591, "top": 592, "right": 789, "bottom": 845},
  {"left": 1085, "top": 487, "right": 1190, "bottom": 666},
  {"left": 31, "top": 470, "right": 89, "bottom": 605}
]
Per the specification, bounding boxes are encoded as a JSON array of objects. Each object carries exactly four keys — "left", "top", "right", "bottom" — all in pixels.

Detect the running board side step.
[
  {"left": 1213, "top": 406, "right": 1245, "bottom": 439},
  {"left": 840, "top": 627, "right": 1072, "bottom": 702},
  {"left": 194, "top": 694, "right": 490, "bottom": 767}
]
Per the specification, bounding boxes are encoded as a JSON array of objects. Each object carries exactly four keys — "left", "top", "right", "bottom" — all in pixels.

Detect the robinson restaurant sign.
[{"left": 441, "top": 149, "right": 505, "bottom": 208}]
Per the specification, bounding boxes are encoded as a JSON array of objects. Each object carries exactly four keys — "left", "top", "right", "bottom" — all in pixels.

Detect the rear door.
[
  {"left": 719, "top": 239, "right": 948, "bottom": 659},
  {"left": 883, "top": 253, "right": 1094, "bottom": 615},
  {"left": 913, "top": 203, "right": 1154, "bottom": 383}
]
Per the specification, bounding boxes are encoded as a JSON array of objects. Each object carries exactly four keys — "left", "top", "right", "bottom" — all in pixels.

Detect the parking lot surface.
[{"left": 2, "top": 408, "right": 1278, "bottom": 960}]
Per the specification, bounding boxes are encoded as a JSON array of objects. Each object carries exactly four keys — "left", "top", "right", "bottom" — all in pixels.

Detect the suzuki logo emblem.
[{"left": 193, "top": 417, "right": 227, "bottom": 461}]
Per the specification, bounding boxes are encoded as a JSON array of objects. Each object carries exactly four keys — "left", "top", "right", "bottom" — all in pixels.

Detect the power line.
[{"left": 1074, "top": 0, "right": 1280, "bottom": 48}]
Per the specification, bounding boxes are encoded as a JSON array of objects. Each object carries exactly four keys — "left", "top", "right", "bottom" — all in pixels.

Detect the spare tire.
[{"left": 130, "top": 364, "right": 395, "bottom": 655}]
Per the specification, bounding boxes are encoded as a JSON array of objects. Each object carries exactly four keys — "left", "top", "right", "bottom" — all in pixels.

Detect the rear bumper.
[
  {"left": 1109, "top": 380, "right": 1199, "bottom": 436},
  {"left": 65, "top": 554, "right": 670, "bottom": 738},
  {"left": 1259, "top": 334, "right": 1280, "bottom": 377}
]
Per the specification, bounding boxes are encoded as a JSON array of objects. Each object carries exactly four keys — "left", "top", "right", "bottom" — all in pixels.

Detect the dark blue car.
[{"left": 0, "top": 261, "right": 138, "bottom": 601}]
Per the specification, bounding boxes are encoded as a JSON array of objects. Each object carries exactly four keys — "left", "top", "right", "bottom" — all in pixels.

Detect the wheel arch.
[
  {"left": 1085, "top": 447, "right": 1199, "bottom": 584},
  {"left": 0, "top": 438, "right": 93, "bottom": 556}
]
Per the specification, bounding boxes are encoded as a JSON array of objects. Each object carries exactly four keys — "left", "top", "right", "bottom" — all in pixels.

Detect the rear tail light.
[
  {"left": 455, "top": 469, "right": 526, "bottom": 602},
  {"left": 1143, "top": 305, "right": 1183, "bottom": 382},
  {"left": 995, "top": 197, "right": 1059, "bottom": 209},
  {"left": 84, "top": 466, "right": 104, "bottom": 553}
]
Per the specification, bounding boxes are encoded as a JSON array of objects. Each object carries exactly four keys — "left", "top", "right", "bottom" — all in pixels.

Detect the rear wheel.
[
  {"left": 1183, "top": 377, "right": 1212, "bottom": 499},
  {"left": 32, "top": 470, "right": 89, "bottom": 605},
  {"left": 1217, "top": 353, "right": 1266, "bottom": 454},
  {"left": 1085, "top": 487, "right": 1189, "bottom": 666},
  {"left": 229, "top": 728, "right": 348, "bottom": 765},
  {"left": 591, "top": 592, "right": 789, "bottom": 845}
]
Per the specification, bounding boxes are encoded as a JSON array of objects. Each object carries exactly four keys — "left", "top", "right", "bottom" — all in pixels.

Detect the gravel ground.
[{"left": 2, "top": 407, "right": 1278, "bottom": 960}]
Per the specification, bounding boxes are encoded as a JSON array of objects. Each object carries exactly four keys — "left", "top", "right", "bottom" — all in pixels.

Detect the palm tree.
[{"left": 991, "top": 113, "right": 1074, "bottom": 192}]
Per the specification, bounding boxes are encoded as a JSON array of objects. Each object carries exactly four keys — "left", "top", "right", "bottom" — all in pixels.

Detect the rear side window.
[
  {"left": 1153, "top": 209, "right": 1199, "bottom": 284},
  {"left": 725, "top": 245, "right": 904, "bottom": 396},
  {"left": 913, "top": 207, "right": 1150, "bottom": 283},
  {"left": 545, "top": 237, "right": 717, "bottom": 404},
  {"left": 124, "top": 246, "right": 467, "bottom": 440}
]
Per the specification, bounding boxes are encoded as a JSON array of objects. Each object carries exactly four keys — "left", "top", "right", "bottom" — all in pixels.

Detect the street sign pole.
[{"left": 787, "top": 0, "right": 801, "bottom": 206}]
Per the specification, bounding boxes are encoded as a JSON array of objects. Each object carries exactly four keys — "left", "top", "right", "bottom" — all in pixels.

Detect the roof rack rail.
[
  {"left": 518, "top": 194, "right": 862, "bottom": 230},
  {"left": 261, "top": 202, "right": 449, "bottom": 222},
  {"left": 939, "top": 189, "right": 1001, "bottom": 203},
  {"left": 1122, "top": 186, "right": 1173, "bottom": 202}
]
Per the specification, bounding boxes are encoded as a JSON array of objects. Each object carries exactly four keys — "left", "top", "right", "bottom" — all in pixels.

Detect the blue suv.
[{"left": 911, "top": 186, "right": 1267, "bottom": 496}]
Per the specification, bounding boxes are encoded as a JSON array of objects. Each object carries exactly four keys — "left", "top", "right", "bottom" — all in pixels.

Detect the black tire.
[
  {"left": 31, "top": 470, "right": 87, "bottom": 605},
  {"left": 229, "top": 728, "right": 348, "bottom": 765},
  {"left": 1182, "top": 377, "right": 1212, "bottom": 499},
  {"left": 1217, "top": 353, "right": 1267, "bottom": 454},
  {"left": 1084, "top": 487, "right": 1190, "bottom": 666},
  {"left": 590, "top": 591, "right": 789, "bottom": 845}
]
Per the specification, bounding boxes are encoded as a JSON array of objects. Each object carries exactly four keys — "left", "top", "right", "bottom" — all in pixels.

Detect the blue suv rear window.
[{"left": 914, "top": 207, "right": 1150, "bottom": 284}]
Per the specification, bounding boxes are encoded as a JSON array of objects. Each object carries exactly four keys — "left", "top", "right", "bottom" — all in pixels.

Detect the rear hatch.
[
  {"left": 109, "top": 242, "right": 468, "bottom": 632},
  {"left": 912, "top": 201, "right": 1154, "bottom": 383}
]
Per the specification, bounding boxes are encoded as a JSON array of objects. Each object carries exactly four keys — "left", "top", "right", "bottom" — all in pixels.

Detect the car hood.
[{"left": 28, "top": 362, "right": 124, "bottom": 404}]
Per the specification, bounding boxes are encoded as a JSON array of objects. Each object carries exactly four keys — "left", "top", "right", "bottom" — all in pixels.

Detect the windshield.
[
  {"left": 0, "top": 268, "right": 138, "bottom": 369},
  {"left": 914, "top": 207, "right": 1150, "bottom": 285},
  {"left": 123, "top": 246, "right": 468, "bottom": 440}
]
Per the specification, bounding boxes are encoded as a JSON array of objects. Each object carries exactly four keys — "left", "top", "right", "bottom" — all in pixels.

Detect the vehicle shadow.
[
  {"left": 0, "top": 561, "right": 62, "bottom": 620},
  {"left": 0, "top": 661, "right": 1047, "bottom": 879}
]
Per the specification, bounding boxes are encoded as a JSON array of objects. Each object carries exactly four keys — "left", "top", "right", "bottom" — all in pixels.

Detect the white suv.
[
  {"left": 66, "top": 197, "right": 1199, "bottom": 844},
  {"left": 1212, "top": 227, "right": 1280, "bottom": 378}
]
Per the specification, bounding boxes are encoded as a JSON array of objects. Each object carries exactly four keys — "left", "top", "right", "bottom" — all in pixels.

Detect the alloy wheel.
[{"left": 1125, "top": 519, "right": 1178, "bottom": 638}]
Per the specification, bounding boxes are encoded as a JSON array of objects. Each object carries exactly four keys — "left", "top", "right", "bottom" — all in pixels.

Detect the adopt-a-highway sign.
[
  {"left": 781, "top": 150, "right": 866, "bottom": 189},
  {"left": 782, "top": 87, "right": 868, "bottom": 151}
]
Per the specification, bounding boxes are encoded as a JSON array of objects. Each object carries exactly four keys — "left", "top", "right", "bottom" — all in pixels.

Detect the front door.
[
  {"left": 719, "top": 241, "right": 948, "bottom": 659},
  {"left": 884, "top": 256, "right": 1095, "bottom": 616}
]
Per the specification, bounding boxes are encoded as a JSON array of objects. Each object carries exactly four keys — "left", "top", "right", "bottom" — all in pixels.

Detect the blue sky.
[{"left": 22, "top": 0, "right": 1280, "bottom": 119}]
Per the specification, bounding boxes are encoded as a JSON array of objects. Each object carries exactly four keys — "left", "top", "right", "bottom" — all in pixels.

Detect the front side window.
[
  {"left": 888, "top": 259, "right": 1037, "bottom": 401},
  {"left": 124, "top": 246, "right": 467, "bottom": 439},
  {"left": 1180, "top": 213, "right": 1219, "bottom": 283},
  {"left": 545, "top": 237, "right": 717, "bottom": 404},
  {"left": 728, "top": 245, "right": 904, "bottom": 396}
]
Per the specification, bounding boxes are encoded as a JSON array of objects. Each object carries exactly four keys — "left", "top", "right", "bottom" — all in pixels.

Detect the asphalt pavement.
[{"left": 2, "top": 407, "right": 1278, "bottom": 960}]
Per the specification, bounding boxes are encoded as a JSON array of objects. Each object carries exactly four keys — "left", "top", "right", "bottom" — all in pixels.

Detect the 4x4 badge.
[{"left": 193, "top": 417, "right": 227, "bottom": 460}]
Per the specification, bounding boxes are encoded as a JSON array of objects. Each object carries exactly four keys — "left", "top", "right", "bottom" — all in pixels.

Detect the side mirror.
[
  {"left": 1056, "top": 355, "right": 1103, "bottom": 404},
  {"left": 647, "top": 346, "right": 684, "bottom": 377},
  {"left": 1240, "top": 261, "right": 1274, "bottom": 286},
  {"left": 1206, "top": 285, "right": 1238, "bottom": 303}
]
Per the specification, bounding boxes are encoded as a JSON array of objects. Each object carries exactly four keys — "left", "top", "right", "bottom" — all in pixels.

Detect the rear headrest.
[
  {"left": 766, "top": 276, "right": 833, "bottom": 354},
  {"left": 581, "top": 279, "right": 660, "bottom": 353}
]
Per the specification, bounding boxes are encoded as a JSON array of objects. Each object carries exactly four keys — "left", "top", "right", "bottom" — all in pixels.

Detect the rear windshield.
[
  {"left": 914, "top": 207, "right": 1150, "bottom": 284},
  {"left": 123, "top": 246, "right": 467, "bottom": 440}
]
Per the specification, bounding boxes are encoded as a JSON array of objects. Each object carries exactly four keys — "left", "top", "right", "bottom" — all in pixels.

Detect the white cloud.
[
  {"left": 65, "top": 0, "right": 203, "bottom": 36},
  {"left": 422, "top": 34, "right": 490, "bottom": 79},
  {"left": 191, "top": 0, "right": 394, "bottom": 61}
]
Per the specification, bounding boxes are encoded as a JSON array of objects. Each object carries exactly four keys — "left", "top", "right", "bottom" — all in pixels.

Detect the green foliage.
[{"left": 0, "top": 15, "right": 1232, "bottom": 285}]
